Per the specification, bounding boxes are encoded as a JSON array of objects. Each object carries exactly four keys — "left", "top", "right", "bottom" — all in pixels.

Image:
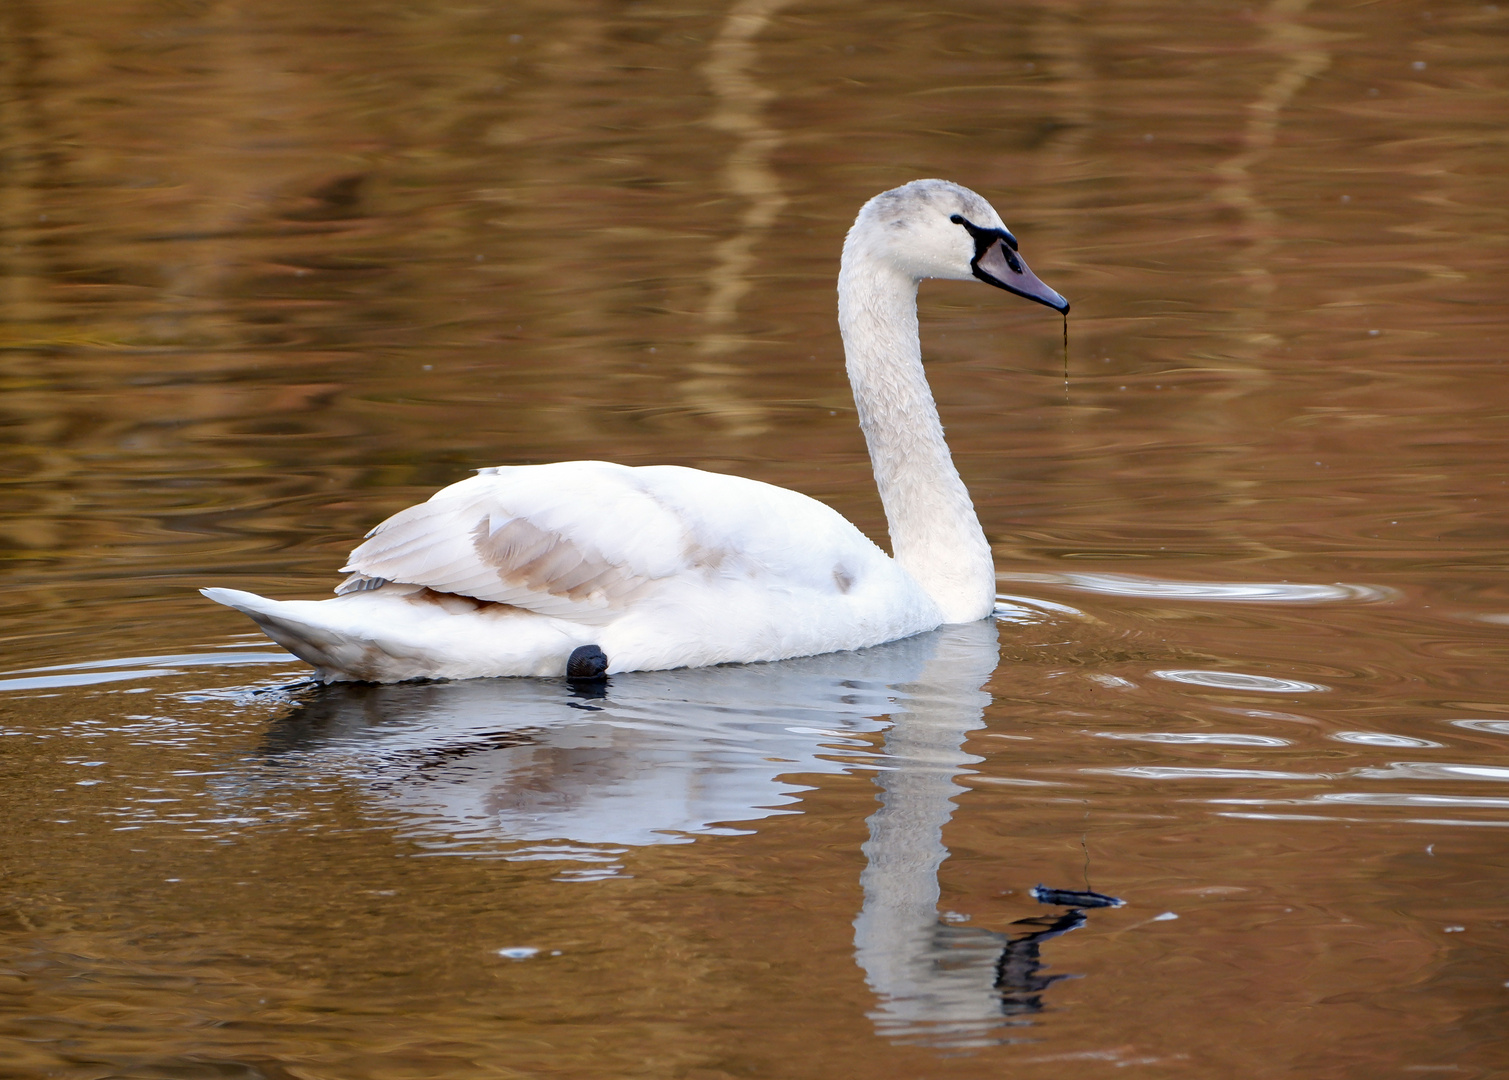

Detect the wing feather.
[
  {"left": 339, "top": 462, "right": 691, "bottom": 619},
  {"left": 337, "top": 459, "right": 889, "bottom": 623}
]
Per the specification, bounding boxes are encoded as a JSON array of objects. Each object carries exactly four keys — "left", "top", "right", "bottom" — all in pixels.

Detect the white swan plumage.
[{"left": 202, "top": 179, "right": 1068, "bottom": 682}]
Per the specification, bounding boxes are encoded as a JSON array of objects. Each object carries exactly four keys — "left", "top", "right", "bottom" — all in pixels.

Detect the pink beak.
[{"left": 976, "top": 237, "right": 1070, "bottom": 313}]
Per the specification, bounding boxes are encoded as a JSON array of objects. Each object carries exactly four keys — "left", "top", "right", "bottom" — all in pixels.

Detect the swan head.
[{"left": 846, "top": 179, "right": 1069, "bottom": 313}]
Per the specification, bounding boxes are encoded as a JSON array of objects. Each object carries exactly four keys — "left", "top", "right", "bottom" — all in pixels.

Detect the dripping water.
[{"left": 1062, "top": 312, "right": 1070, "bottom": 399}]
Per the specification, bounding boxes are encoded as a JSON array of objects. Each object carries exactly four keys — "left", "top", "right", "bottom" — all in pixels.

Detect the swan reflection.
[{"left": 262, "top": 618, "right": 1100, "bottom": 1043}]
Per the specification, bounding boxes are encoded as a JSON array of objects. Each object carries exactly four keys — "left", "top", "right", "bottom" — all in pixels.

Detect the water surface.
[{"left": 3, "top": 1, "right": 1509, "bottom": 1076}]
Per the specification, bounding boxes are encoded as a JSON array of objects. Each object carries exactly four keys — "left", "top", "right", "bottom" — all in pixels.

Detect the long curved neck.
[{"left": 838, "top": 256, "right": 995, "bottom": 623}]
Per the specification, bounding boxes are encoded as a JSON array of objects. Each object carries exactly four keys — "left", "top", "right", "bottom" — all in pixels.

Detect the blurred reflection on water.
[
  {"left": 262, "top": 622, "right": 1029, "bottom": 1042},
  {"left": 257, "top": 630, "right": 958, "bottom": 857},
  {"left": 3, "top": 0, "right": 1509, "bottom": 1076}
]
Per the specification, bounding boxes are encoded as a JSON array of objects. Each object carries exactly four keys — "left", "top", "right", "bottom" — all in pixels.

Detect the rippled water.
[{"left": 3, "top": 1, "right": 1509, "bottom": 1076}]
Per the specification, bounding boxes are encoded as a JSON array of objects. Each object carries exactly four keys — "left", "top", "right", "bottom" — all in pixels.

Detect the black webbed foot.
[
  {"left": 1031, "top": 884, "right": 1125, "bottom": 909},
  {"left": 566, "top": 644, "right": 609, "bottom": 680}
]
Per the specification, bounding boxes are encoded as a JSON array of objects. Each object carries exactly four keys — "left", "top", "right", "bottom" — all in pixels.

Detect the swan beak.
[{"left": 975, "top": 238, "right": 1070, "bottom": 313}]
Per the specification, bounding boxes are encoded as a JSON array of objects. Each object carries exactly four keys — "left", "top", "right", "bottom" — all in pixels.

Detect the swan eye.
[
  {"left": 950, "top": 213, "right": 1017, "bottom": 250},
  {"left": 951, "top": 213, "right": 1022, "bottom": 269}
]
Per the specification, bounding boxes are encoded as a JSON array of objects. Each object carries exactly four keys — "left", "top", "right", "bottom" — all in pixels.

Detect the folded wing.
[{"left": 339, "top": 461, "right": 699, "bottom": 621}]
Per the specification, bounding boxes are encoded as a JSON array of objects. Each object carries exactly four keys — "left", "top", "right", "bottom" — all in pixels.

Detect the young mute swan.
[{"left": 202, "top": 179, "right": 1069, "bottom": 682}]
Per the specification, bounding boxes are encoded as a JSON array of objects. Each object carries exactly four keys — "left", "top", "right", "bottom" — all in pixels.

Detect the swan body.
[{"left": 203, "top": 179, "right": 1068, "bottom": 682}]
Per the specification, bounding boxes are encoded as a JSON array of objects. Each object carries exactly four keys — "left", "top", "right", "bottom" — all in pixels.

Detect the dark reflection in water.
[{"left": 994, "top": 908, "right": 1088, "bottom": 1016}]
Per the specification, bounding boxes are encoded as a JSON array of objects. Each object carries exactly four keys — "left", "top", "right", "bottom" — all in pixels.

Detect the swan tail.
[
  {"left": 200, "top": 586, "right": 592, "bottom": 682},
  {"left": 200, "top": 587, "right": 408, "bottom": 683}
]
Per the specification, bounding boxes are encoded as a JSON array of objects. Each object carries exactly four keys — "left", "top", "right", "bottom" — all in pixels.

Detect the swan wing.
[
  {"left": 339, "top": 460, "right": 863, "bottom": 622},
  {"left": 339, "top": 461, "right": 708, "bottom": 620}
]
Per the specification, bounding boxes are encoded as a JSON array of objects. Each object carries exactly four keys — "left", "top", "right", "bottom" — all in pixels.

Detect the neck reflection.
[{"left": 260, "top": 619, "right": 1096, "bottom": 1043}]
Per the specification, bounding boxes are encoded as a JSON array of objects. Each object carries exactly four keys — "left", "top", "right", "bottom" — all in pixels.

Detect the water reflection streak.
[{"left": 254, "top": 619, "right": 1093, "bottom": 1045}]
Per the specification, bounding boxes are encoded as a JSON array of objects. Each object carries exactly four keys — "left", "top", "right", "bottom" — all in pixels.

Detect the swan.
[{"left": 202, "top": 179, "right": 1069, "bottom": 682}]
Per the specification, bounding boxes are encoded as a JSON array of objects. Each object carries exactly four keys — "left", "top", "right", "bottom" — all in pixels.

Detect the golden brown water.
[{"left": 3, "top": 1, "right": 1509, "bottom": 1075}]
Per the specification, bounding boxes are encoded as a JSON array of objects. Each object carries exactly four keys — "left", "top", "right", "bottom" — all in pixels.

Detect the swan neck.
[{"left": 837, "top": 257, "right": 995, "bottom": 623}]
